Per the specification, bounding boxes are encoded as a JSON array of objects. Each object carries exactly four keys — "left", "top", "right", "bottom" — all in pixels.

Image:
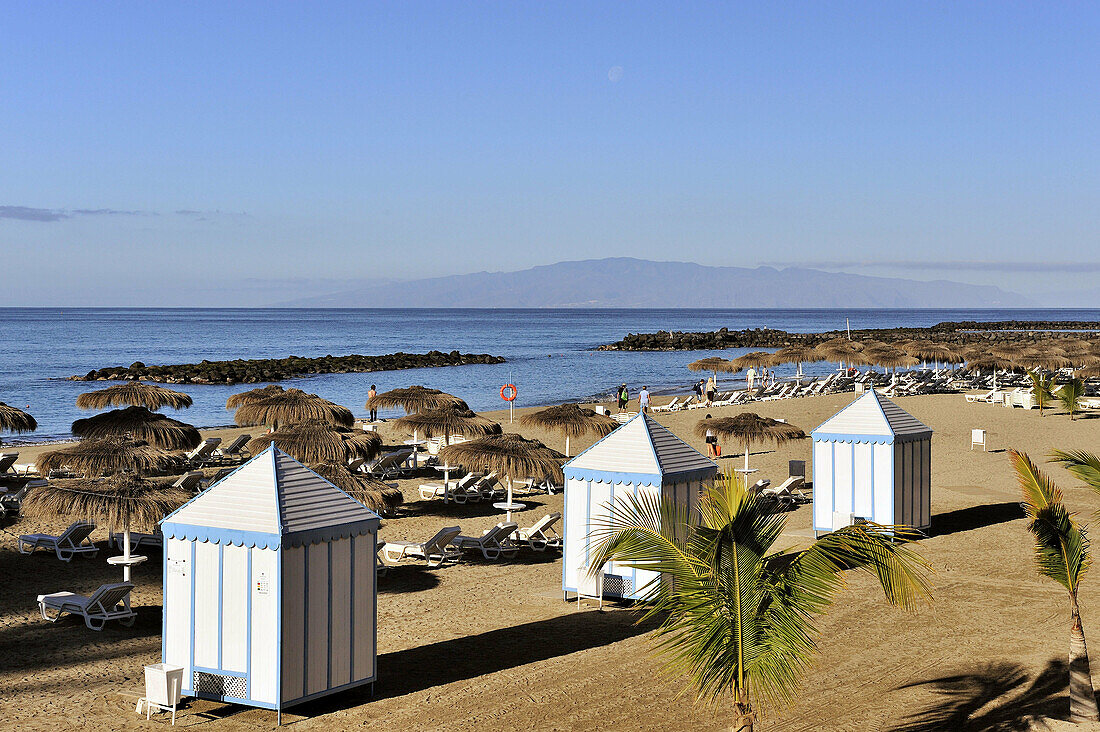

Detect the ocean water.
[{"left": 2, "top": 307, "right": 1099, "bottom": 443}]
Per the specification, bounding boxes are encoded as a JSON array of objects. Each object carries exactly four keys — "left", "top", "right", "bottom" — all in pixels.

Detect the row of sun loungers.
[{"left": 380, "top": 514, "right": 563, "bottom": 567}]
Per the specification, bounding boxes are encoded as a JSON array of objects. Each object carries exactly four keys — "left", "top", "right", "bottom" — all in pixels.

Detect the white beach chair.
[
  {"left": 613, "top": 411, "right": 637, "bottom": 423},
  {"left": 37, "top": 582, "right": 135, "bottom": 630},
  {"left": 185, "top": 438, "right": 221, "bottom": 466},
  {"left": 201, "top": 467, "right": 235, "bottom": 490},
  {"left": 215, "top": 433, "right": 251, "bottom": 460},
  {"left": 112, "top": 529, "right": 163, "bottom": 553},
  {"left": 381, "top": 526, "right": 463, "bottom": 567},
  {"left": 0, "top": 479, "right": 40, "bottom": 519},
  {"left": 171, "top": 470, "right": 204, "bottom": 492},
  {"left": 652, "top": 396, "right": 680, "bottom": 413},
  {"left": 472, "top": 472, "right": 503, "bottom": 501},
  {"left": 418, "top": 473, "right": 477, "bottom": 502},
  {"left": 514, "top": 512, "right": 562, "bottom": 551},
  {"left": 761, "top": 476, "right": 807, "bottom": 507},
  {"left": 966, "top": 390, "right": 995, "bottom": 404},
  {"left": 0, "top": 453, "right": 18, "bottom": 474},
  {"left": 971, "top": 429, "right": 987, "bottom": 451},
  {"left": 448, "top": 521, "right": 519, "bottom": 560},
  {"left": 365, "top": 449, "right": 415, "bottom": 479},
  {"left": 18, "top": 521, "right": 99, "bottom": 561}
]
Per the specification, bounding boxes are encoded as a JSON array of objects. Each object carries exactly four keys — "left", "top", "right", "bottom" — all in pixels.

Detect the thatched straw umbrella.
[
  {"left": 0, "top": 401, "right": 36, "bottom": 446},
  {"left": 901, "top": 341, "right": 964, "bottom": 369},
  {"left": 815, "top": 338, "right": 864, "bottom": 371},
  {"left": 695, "top": 413, "right": 805, "bottom": 475},
  {"left": 226, "top": 384, "right": 285, "bottom": 410},
  {"left": 731, "top": 352, "right": 775, "bottom": 388},
  {"left": 365, "top": 386, "right": 464, "bottom": 415},
  {"left": 309, "top": 460, "right": 404, "bottom": 515},
  {"left": 770, "top": 345, "right": 825, "bottom": 382},
  {"left": 393, "top": 402, "right": 501, "bottom": 445},
  {"left": 72, "top": 406, "right": 202, "bottom": 450},
  {"left": 38, "top": 438, "right": 175, "bottom": 477},
  {"left": 962, "top": 353, "right": 1017, "bottom": 393},
  {"left": 247, "top": 419, "right": 382, "bottom": 464},
  {"left": 687, "top": 357, "right": 738, "bottom": 391},
  {"left": 77, "top": 382, "right": 192, "bottom": 411},
  {"left": 520, "top": 403, "right": 617, "bottom": 457},
  {"left": 1015, "top": 350, "right": 1073, "bottom": 372},
  {"left": 440, "top": 434, "right": 564, "bottom": 520},
  {"left": 233, "top": 388, "right": 354, "bottom": 429},
  {"left": 862, "top": 346, "right": 920, "bottom": 383},
  {"left": 21, "top": 474, "right": 188, "bottom": 581}
]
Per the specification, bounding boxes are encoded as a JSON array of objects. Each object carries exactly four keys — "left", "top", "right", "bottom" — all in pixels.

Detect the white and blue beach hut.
[
  {"left": 811, "top": 390, "right": 932, "bottom": 535},
  {"left": 159, "top": 445, "right": 379, "bottom": 719},
  {"left": 562, "top": 413, "right": 717, "bottom": 601}
]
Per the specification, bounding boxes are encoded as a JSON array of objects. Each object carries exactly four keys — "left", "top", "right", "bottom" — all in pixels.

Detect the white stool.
[
  {"left": 971, "top": 429, "right": 987, "bottom": 451},
  {"left": 137, "top": 663, "right": 184, "bottom": 725}
]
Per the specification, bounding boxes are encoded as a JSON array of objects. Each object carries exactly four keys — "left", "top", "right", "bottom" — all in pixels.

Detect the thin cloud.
[
  {"left": 765, "top": 260, "right": 1100, "bottom": 273},
  {"left": 0, "top": 205, "right": 148, "bottom": 222}
]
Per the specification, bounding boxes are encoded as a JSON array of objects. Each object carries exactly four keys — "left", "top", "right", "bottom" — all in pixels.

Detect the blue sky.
[{"left": 1, "top": 2, "right": 1097, "bottom": 305}]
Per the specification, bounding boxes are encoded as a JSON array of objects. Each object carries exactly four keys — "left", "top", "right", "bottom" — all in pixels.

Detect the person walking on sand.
[
  {"left": 368, "top": 385, "right": 378, "bottom": 422},
  {"left": 705, "top": 375, "right": 717, "bottom": 405},
  {"left": 693, "top": 379, "right": 704, "bottom": 403},
  {"left": 747, "top": 367, "right": 757, "bottom": 390},
  {"left": 703, "top": 414, "right": 718, "bottom": 458},
  {"left": 639, "top": 386, "right": 651, "bottom": 414},
  {"left": 617, "top": 383, "right": 629, "bottom": 411}
]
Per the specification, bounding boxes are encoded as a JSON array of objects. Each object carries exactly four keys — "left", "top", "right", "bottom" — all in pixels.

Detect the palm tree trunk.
[
  {"left": 732, "top": 690, "right": 754, "bottom": 732},
  {"left": 1070, "top": 600, "right": 1100, "bottom": 722}
]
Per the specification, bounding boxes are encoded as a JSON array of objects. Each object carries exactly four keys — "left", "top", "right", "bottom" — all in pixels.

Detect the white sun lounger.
[
  {"left": 514, "top": 512, "right": 563, "bottom": 550},
  {"left": 0, "top": 453, "right": 18, "bottom": 474},
  {"left": 0, "top": 479, "right": 40, "bottom": 519},
  {"left": 381, "top": 526, "right": 462, "bottom": 567},
  {"left": 215, "top": 433, "right": 251, "bottom": 460},
  {"left": 651, "top": 397, "right": 680, "bottom": 413},
  {"left": 18, "top": 521, "right": 99, "bottom": 561},
  {"left": 761, "top": 476, "right": 808, "bottom": 506},
  {"left": 171, "top": 470, "right": 204, "bottom": 492},
  {"left": 449, "top": 522, "right": 519, "bottom": 560},
  {"left": 185, "top": 438, "right": 222, "bottom": 466},
  {"left": 966, "top": 390, "right": 995, "bottom": 403},
  {"left": 38, "top": 582, "right": 136, "bottom": 630},
  {"left": 112, "top": 529, "right": 163, "bottom": 553},
  {"left": 418, "top": 473, "right": 479, "bottom": 502},
  {"left": 365, "top": 449, "right": 415, "bottom": 479}
]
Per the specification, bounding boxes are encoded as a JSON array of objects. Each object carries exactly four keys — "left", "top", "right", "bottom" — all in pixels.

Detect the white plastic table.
[{"left": 403, "top": 439, "right": 427, "bottom": 468}]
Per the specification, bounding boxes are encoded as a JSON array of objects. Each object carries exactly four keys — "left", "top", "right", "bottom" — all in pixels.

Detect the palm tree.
[
  {"left": 588, "top": 472, "right": 932, "bottom": 731},
  {"left": 1028, "top": 370, "right": 1058, "bottom": 417},
  {"left": 1010, "top": 449, "right": 1100, "bottom": 723},
  {"left": 1058, "top": 378, "right": 1086, "bottom": 420}
]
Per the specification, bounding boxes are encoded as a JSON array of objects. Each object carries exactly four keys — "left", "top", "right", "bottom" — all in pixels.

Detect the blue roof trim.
[
  {"left": 161, "top": 519, "right": 379, "bottom": 548},
  {"left": 564, "top": 466, "right": 716, "bottom": 485},
  {"left": 161, "top": 523, "right": 283, "bottom": 549},
  {"left": 810, "top": 432, "right": 893, "bottom": 444}
]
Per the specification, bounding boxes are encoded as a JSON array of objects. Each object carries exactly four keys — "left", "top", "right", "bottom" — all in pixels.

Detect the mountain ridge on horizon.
[{"left": 274, "top": 257, "right": 1032, "bottom": 308}]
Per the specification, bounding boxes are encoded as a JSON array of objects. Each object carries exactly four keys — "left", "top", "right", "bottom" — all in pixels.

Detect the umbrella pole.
[
  {"left": 744, "top": 441, "right": 750, "bottom": 474},
  {"left": 123, "top": 518, "right": 132, "bottom": 583},
  {"left": 565, "top": 435, "right": 570, "bottom": 458},
  {"left": 506, "top": 479, "right": 514, "bottom": 522}
]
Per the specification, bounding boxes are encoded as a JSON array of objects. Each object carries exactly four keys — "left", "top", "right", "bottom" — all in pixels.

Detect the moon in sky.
[{"left": 608, "top": 66, "right": 624, "bottom": 82}]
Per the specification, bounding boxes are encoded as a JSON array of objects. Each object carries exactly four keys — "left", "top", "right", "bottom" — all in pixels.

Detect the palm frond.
[
  {"left": 1011, "top": 449, "right": 1090, "bottom": 594},
  {"left": 1051, "top": 449, "right": 1100, "bottom": 493}
]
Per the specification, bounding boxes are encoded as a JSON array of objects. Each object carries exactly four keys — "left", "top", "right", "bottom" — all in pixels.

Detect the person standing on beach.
[
  {"left": 368, "top": 385, "right": 378, "bottom": 422},
  {"left": 703, "top": 414, "right": 718, "bottom": 457},
  {"left": 705, "top": 375, "right": 717, "bottom": 405},
  {"left": 693, "top": 379, "right": 704, "bottom": 402},
  {"left": 747, "top": 367, "right": 757, "bottom": 390},
  {"left": 639, "top": 386, "right": 651, "bottom": 413},
  {"left": 617, "top": 383, "right": 629, "bottom": 411}
]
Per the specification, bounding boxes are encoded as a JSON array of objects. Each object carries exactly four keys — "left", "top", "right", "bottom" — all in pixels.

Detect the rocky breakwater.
[
  {"left": 598, "top": 321, "right": 1100, "bottom": 351},
  {"left": 70, "top": 351, "right": 506, "bottom": 385}
]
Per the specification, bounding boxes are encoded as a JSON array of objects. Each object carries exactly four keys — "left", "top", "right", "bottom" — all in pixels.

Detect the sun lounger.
[
  {"left": 514, "top": 512, "right": 562, "bottom": 550},
  {"left": 37, "top": 582, "right": 136, "bottom": 630},
  {"left": 0, "top": 453, "right": 18, "bottom": 474},
  {"left": 215, "top": 434, "right": 251, "bottom": 460},
  {"left": 0, "top": 479, "right": 41, "bottom": 519},
  {"left": 761, "top": 476, "right": 808, "bottom": 507},
  {"left": 418, "top": 473, "right": 477, "bottom": 502},
  {"left": 449, "top": 522, "right": 519, "bottom": 560},
  {"left": 112, "top": 529, "right": 163, "bottom": 553},
  {"left": 346, "top": 456, "right": 366, "bottom": 472},
  {"left": 471, "top": 472, "right": 503, "bottom": 500},
  {"left": 184, "top": 438, "right": 221, "bottom": 466},
  {"left": 966, "top": 390, "right": 995, "bottom": 403},
  {"left": 171, "top": 470, "right": 204, "bottom": 492},
  {"left": 381, "top": 526, "right": 462, "bottom": 567},
  {"left": 651, "top": 397, "right": 680, "bottom": 413},
  {"left": 18, "top": 521, "right": 99, "bottom": 561},
  {"left": 613, "top": 411, "right": 638, "bottom": 423},
  {"left": 364, "top": 449, "right": 415, "bottom": 479}
]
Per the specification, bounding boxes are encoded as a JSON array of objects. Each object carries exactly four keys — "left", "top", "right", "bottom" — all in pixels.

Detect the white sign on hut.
[
  {"left": 159, "top": 445, "right": 379, "bottom": 719},
  {"left": 810, "top": 390, "right": 932, "bottom": 535},
  {"left": 562, "top": 413, "right": 717, "bottom": 601}
]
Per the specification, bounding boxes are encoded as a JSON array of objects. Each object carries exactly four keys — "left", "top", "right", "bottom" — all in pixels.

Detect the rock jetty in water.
[
  {"left": 598, "top": 321, "right": 1100, "bottom": 351},
  {"left": 71, "top": 351, "right": 506, "bottom": 385}
]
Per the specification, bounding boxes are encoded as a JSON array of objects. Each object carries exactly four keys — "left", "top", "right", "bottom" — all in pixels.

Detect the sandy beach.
[{"left": 3, "top": 390, "right": 1100, "bottom": 731}]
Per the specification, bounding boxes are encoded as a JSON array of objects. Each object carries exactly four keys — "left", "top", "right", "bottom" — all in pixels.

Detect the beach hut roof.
[
  {"left": 811, "top": 390, "right": 932, "bottom": 443},
  {"left": 161, "top": 444, "right": 379, "bottom": 549},
  {"left": 564, "top": 413, "right": 716, "bottom": 485}
]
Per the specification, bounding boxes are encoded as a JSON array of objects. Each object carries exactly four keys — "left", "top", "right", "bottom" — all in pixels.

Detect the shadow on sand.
[
  {"left": 926, "top": 502, "right": 1024, "bottom": 538},
  {"left": 889, "top": 659, "right": 1070, "bottom": 731}
]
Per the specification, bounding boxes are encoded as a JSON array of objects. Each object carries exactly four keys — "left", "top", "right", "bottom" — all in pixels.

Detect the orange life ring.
[{"left": 501, "top": 384, "right": 517, "bottom": 401}]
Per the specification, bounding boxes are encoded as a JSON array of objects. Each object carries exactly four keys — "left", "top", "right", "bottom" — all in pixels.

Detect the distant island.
[
  {"left": 599, "top": 320, "right": 1100, "bottom": 351},
  {"left": 274, "top": 257, "right": 1030, "bottom": 308},
  {"left": 70, "top": 351, "right": 506, "bottom": 385}
]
